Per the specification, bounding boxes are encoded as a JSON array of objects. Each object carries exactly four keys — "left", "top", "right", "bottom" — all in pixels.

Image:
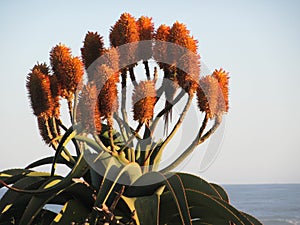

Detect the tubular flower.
[
  {"left": 50, "top": 44, "right": 84, "bottom": 100},
  {"left": 26, "top": 63, "right": 53, "bottom": 119},
  {"left": 136, "top": 16, "right": 154, "bottom": 61},
  {"left": 153, "top": 24, "right": 170, "bottom": 70},
  {"left": 197, "top": 76, "right": 220, "bottom": 119},
  {"left": 212, "top": 68, "right": 229, "bottom": 112},
  {"left": 77, "top": 83, "right": 102, "bottom": 133},
  {"left": 81, "top": 31, "right": 105, "bottom": 71},
  {"left": 132, "top": 80, "right": 157, "bottom": 125},
  {"left": 109, "top": 13, "right": 139, "bottom": 68}
]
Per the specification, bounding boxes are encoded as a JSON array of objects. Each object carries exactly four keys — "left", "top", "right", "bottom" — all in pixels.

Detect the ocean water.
[
  {"left": 224, "top": 184, "right": 300, "bottom": 225},
  {"left": 0, "top": 184, "right": 299, "bottom": 224}
]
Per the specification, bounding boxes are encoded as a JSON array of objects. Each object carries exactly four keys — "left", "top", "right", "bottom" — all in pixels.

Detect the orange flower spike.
[
  {"left": 132, "top": 80, "right": 157, "bottom": 126},
  {"left": 177, "top": 51, "right": 200, "bottom": 95},
  {"left": 70, "top": 56, "right": 84, "bottom": 91},
  {"left": 98, "top": 79, "right": 119, "bottom": 120},
  {"left": 155, "top": 24, "right": 170, "bottom": 41},
  {"left": 81, "top": 31, "right": 105, "bottom": 70},
  {"left": 169, "top": 21, "right": 199, "bottom": 60},
  {"left": 153, "top": 24, "right": 170, "bottom": 70},
  {"left": 50, "top": 44, "right": 84, "bottom": 100},
  {"left": 137, "top": 16, "right": 154, "bottom": 41},
  {"left": 186, "top": 36, "right": 198, "bottom": 54},
  {"left": 136, "top": 16, "right": 154, "bottom": 63},
  {"left": 197, "top": 75, "right": 219, "bottom": 119},
  {"left": 26, "top": 63, "right": 53, "bottom": 119},
  {"left": 77, "top": 84, "right": 102, "bottom": 133},
  {"left": 212, "top": 69, "right": 230, "bottom": 112},
  {"left": 109, "top": 13, "right": 139, "bottom": 47},
  {"left": 110, "top": 13, "right": 139, "bottom": 71},
  {"left": 169, "top": 22, "right": 190, "bottom": 47},
  {"left": 168, "top": 21, "right": 200, "bottom": 95},
  {"left": 50, "top": 44, "right": 72, "bottom": 77}
]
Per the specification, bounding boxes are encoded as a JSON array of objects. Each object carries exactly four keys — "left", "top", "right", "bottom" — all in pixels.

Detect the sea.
[
  {"left": 0, "top": 183, "right": 299, "bottom": 224},
  {"left": 224, "top": 184, "right": 300, "bottom": 225}
]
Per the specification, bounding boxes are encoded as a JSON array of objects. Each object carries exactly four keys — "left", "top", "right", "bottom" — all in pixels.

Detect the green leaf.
[
  {"left": 25, "top": 156, "right": 76, "bottom": 170},
  {"left": 175, "top": 173, "right": 222, "bottom": 199},
  {"left": 51, "top": 124, "right": 82, "bottom": 176},
  {"left": 49, "top": 199, "right": 89, "bottom": 225},
  {"left": 209, "top": 183, "right": 229, "bottom": 202},
  {"left": 166, "top": 174, "right": 192, "bottom": 225},
  {"left": 0, "top": 151, "right": 88, "bottom": 198},
  {"left": 188, "top": 206, "right": 230, "bottom": 224},
  {"left": 0, "top": 169, "right": 51, "bottom": 188},
  {"left": 184, "top": 189, "right": 252, "bottom": 225},
  {"left": 124, "top": 172, "right": 165, "bottom": 197},
  {"left": 19, "top": 177, "right": 63, "bottom": 225},
  {"left": 149, "top": 141, "right": 163, "bottom": 171},
  {"left": 95, "top": 161, "right": 142, "bottom": 207},
  {"left": 0, "top": 176, "right": 47, "bottom": 222},
  {"left": 126, "top": 172, "right": 192, "bottom": 225},
  {"left": 121, "top": 186, "right": 165, "bottom": 225},
  {"left": 241, "top": 212, "right": 263, "bottom": 225},
  {"left": 32, "top": 209, "right": 57, "bottom": 225},
  {"left": 19, "top": 178, "right": 94, "bottom": 225}
]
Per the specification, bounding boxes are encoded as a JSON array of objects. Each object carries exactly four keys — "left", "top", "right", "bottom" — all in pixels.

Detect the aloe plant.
[{"left": 0, "top": 13, "right": 262, "bottom": 225}]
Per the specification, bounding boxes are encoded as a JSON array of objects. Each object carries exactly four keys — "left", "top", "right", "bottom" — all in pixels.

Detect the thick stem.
[
  {"left": 159, "top": 115, "right": 221, "bottom": 174},
  {"left": 143, "top": 60, "right": 150, "bottom": 80},
  {"left": 128, "top": 66, "right": 137, "bottom": 86},
  {"left": 67, "top": 98, "right": 73, "bottom": 123}
]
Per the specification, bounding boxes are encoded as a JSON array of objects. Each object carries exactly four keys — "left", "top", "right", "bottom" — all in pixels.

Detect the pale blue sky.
[{"left": 0, "top": 0, "right": 299, "bottom": 184}]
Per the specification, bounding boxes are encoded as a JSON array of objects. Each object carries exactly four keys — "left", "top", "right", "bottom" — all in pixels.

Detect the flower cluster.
[
  {"left": 197, "top": 69, "right": 229, "bottom": 119},
  {"left": 27, "top": 44, "right": 84, "bottom": 144},
  {"left": 27, "top": 13, "right": 229, "bottom": 162}
]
